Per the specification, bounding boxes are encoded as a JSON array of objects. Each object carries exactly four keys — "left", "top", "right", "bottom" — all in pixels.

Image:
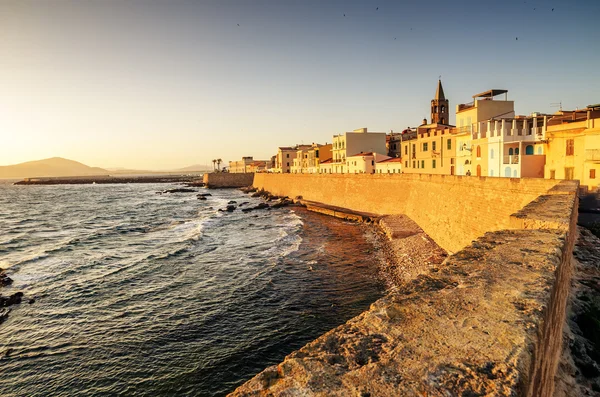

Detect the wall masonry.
[
  {"left": 203, "top": 172, "right": 254, "bottom": 188},
  {"left": 233, "top": 177, "right": 580, "bottom": 396},
  {"left": 253, "top": 173, "right": 560, "bottom": 253}
]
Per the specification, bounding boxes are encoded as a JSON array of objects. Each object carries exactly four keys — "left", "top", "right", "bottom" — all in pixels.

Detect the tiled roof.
[
  {"left": 377, "top": 157, "right": 403, "bottom": 163},
  {"left": 348, "top": 152, "right": 374, "bottom": 157}
]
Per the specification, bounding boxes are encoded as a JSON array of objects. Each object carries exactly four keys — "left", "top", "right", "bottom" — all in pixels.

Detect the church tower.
[{"left": 431, "top": 79, "right": 449, "bottom": 124}]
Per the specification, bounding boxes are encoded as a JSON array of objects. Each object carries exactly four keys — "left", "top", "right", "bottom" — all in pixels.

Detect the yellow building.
[
  {"left": 544, "top": 105, "right": 600, "bottom": 192},
  {"left": 455, "top": 89, "right": 515, "bottom": 176},
  {"left": 401, "top": 80, "right": 457, "bottom": 175},
  {"left": 331, "top": 128, "right": 387, "bottom": 173},
  {"left": 229, "top": 156, "right": 256, "bottom": 173},
  {"left": 291, "top": 143, "right": 332, "bottom": 174}
]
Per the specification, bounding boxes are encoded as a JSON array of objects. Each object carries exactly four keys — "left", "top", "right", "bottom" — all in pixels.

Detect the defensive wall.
[
  {"left": 231, "top": 173, "right": 579, "bottom": 396},
  {"left": 253, "top": 173, "right": 560, "bottom": 253},
  {"left": 203, "top": 172, "right": 254, "bottom": 188}
]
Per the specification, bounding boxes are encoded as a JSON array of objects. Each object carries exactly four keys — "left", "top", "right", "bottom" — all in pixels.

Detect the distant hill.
[
  {"left": 172, "top": 164, "right": 213, "bottom": 172},
  {"left": 0, "top": 157, "right": 109, "bottom": 179}
]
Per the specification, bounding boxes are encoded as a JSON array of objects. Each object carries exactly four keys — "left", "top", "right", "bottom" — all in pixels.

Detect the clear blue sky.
[{"left": 1, "top": 0, "right": 598, "bottom": 169}]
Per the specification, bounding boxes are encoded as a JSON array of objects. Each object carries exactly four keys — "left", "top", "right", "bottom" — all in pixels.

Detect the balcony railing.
[
  {"left": 456, "top": 126, "right": 472, "bottom": 134},
  {"left": 503, "top": 155, "right": 520, "bottom": 164}
]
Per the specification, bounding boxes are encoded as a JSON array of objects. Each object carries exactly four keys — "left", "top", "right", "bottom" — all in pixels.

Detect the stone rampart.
[
  {"left": 231, "top": 175, "right": 580, "bottom": 396},
  {"left": 254, "top": 173, "right": 560, "bottom": 253},
  {"left": 203, "top": 172, "right": 254, "bottom": 188}
]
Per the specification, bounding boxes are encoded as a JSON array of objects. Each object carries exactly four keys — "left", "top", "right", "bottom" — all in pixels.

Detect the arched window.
[
  {"left": 525, "top": 145, "right": 534, "bottom": 155},
  {"left": 441, "top": 117, "right": 445, "bottom": 124},
  {"left": 476, "top": 145, "right": 481, "bottom": 158},
  {"left": 513, "top": 170, "right": 518, "bottom": 177},
  {"left": 465, "top": 160, "right": 470, "bottom": 165},
  {"left": 508, "top": 148, "right": 514, "bottom": 155},
  {"left": 515, "top": 147, "right": 520, "bottom": 155},
  {"left": 441, "top": 105, "right": 446, "bottom": 113},
  {"left": 490, "top": 148, "right": 495, "bottom": 159}
]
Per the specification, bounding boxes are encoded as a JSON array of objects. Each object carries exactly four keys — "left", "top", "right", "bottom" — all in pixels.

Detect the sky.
[{"left": 1, "top": 0, "right": 599, "bottom": 170}]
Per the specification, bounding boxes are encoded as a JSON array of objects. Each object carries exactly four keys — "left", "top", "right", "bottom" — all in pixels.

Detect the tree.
[
  {"left": 212, "top": 159, "right": 216, "bottom": 171},
  {"left": 217, "top": 158, "right": 222, "bottom": 172}
]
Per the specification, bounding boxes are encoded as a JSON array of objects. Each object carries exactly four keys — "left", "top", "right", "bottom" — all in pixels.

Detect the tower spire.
[{"left": 435, "top": 79, "right": 445, "bottom": 101}]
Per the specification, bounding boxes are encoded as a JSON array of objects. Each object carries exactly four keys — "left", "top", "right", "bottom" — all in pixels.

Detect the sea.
[{"left": 0, "top": 182, "right": 384, "bottom": 396}]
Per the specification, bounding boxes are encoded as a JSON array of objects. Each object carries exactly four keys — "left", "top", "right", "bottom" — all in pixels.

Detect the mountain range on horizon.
[{"left": 0, "top": 157, "right": 212, "bottom": 179}]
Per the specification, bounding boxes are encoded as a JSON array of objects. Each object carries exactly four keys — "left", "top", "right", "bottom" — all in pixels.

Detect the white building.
[{"left": 331, "top": 128, "right": 387, "bottom": 173}]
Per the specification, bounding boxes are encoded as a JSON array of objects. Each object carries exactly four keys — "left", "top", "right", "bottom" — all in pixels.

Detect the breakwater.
[
  {"left": 14, "top": 174, "right": 202, "bottom": 185},
  {"left": 232, "top": 174, "right": 580, "bottom": 396}
]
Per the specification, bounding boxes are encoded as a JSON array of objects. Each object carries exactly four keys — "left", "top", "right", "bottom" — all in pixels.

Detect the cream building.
[
  {"left": 291, "top": 143, "right": 332, "bottom": 174},
  {"left": 331, "top": 128, "right": 387, "bottom": 173},
  {"left": 346, "top": 152, "right": 390, "bottom": 174},
  {"left": 456, "top": 89, "right": 515, "bottom": 177},
  {"left": 544, "top": 105, "right": 600, "bottom": 192},
  {"left": 229, "top": 157, "right": 256, "bottom": 173},
  {"left": 376, "top": 157, "right": 403, "bottom": 174}
]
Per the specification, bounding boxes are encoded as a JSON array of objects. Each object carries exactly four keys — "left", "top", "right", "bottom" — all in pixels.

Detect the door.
[{"left": 476, "top": 165, "right": 481, "bottom": 177}]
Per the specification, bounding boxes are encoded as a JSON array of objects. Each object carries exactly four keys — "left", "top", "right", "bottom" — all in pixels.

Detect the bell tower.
[{"left": 431, "top": 79, "right": 449, "bottom": 124}]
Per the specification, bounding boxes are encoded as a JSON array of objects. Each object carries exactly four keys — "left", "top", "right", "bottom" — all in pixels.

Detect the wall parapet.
[
  {"left": 231, "top": 175, "right": 579, "bottom": 396},
  {"left": 203, "top": 172, "right": 254, "bottom": 188}
]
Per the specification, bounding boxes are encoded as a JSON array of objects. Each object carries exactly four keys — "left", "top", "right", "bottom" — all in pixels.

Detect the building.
[
  {"left": 376, "top": 157, "right": 403, "bottom": 174},
  {"left": 319, "top": 158, "right": 333, "bottom": 174},
  {"left": 275, "top": 147, "right": 300, "bottom": 173},
  {"left": 247, "top": 160, "right": 268, "bottom": 173},
  {"left": 346, "top": 152, "right": 390, "bottom": 174},
  {"left": 456, "top": 89, "right": 515, "bottom": 176},
  {"left": 485, "top": 114, "right": 548, "bottom": 178},
  {"left": 229, "top": 156, "right": 256, "bottom": 173},
  {"left": 544, "top": 105, "right": 600, "bottom": 192},
  {"left": 386, "top": 131, "right": 403, "bottom": 158},
  {"left": 290, "top": 143, "right": 332, "bottom": 174},
  {"left": 331, "top": 128, "right": 387, "bottom": 173},
  {"left": 401, "top": 80, "right": 457, "bottom": 175}
]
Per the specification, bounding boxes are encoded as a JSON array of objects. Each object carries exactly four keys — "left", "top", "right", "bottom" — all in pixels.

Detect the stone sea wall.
[
  {"left": 231, "top": 175, "right": 579, "bottom": 396},
  {"left": 203, "top": 172, "right": 254, "bottom": 188},
  {"left": 253, "top": 173, "right": 560, "bottom": 253}
]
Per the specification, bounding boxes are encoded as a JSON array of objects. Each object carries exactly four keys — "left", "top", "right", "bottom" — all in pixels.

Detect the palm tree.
[
  {"left": 212, "top": 159, "right": 216, "bottom": 171},
  {"left": 216, "top": 158, "right": 222, "bottom": 172}
]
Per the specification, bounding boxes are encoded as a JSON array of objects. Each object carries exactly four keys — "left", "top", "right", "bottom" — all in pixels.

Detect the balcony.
[
  {"left": 503, "top": 155, "right": 520, "bottom": 164},
  {"left": 456, "top": 126, "right": 472, "bottom": 134}
]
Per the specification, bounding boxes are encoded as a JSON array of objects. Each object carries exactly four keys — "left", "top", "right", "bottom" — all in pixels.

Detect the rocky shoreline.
[{"left": 0, "top": 268, "right": 34, "bottom": 329}]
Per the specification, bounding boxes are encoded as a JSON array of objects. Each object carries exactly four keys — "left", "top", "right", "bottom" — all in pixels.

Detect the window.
[
  {"left": 405, "top": 146, "right": 408, "bottom": 155},
  {"left": 565, "top": 167, "right": 574, "bottom": 180},
  {"left": 413, "top": 160, "right": 416, "bottom": 168},
  {"left": 432, "top": 141, "right": 436, "bottom": 151},
  {"left": 591, "top": 169, "right": 596, "bottom": 179},
  {"left": 447, "top": 139, "right": 451, "bottom": 150},
  {"left": 286, "top": 154, "right": 289, "bottom": 158},
  {"left": 476, "top": 145, "right": 481, "bottom": 158},
  {"left": 405, "top": 161, "right": 408, "bottom": 167},
  {"left": 432, "top": 159, "right": 436, "bottom": 169},
  {"left": 441, "top": 105, "right": 445, "bottom": 113},
  {"left": 286, "top": 162, "right": 289, "bottom": 166},
  {"left": 412, "top": 144, "right": 416, "bottom": 157},
  {"left": 371, "top": 160, "right": 374, "bottom": 166},
  {"left": 566, "top": 139, "right": 575, "bottom": 156},
  {"left": 525, "top": 145, "right": 534, "bottom": 155},
  {"left": 508, "top": 148, "right": 514, "bottom": 155},
  {"left": 421, "top": 160, "right": 425, "bottom": 169},
  {"left": 423, "top": 142, "right": 428, "bottom": 151},
  {"left": 490, "top": 149, "right": 494, "bottom": 159},
  {"left": 550, "top": 170, "right": 556, "bottom": 179},
  {"left": 315, "top": 150, "right": 319, "bottom": 157}
]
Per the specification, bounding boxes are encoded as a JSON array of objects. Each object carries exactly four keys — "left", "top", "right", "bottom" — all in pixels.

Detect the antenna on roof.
[{"left": 550, "top": 101, "right": 562, "bottom": 111}]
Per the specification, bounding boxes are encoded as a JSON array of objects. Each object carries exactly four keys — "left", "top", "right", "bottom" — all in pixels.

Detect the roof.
[
  {"left": 377, "top": 157, "right": 403, "bottom": 163},
  {"left": 473, "top": 89, "right": 508, "bottom": 99},
  {"left": 348, "top": 152, "right": 374, "bottom": 157},
  {"left": 320, "top": 158, "right": 333, "bottom": 164},
  {"left": 278, "top": 146, "right": 294, "bottom": 150},
  {"left": 435, "top": 79, "right": 445, "bottom": 101}
]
